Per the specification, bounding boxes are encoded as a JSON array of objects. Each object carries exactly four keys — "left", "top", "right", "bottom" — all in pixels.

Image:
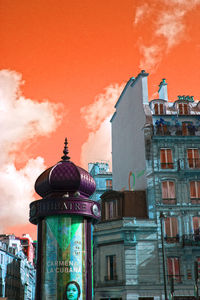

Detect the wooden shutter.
[
  {"left": 160, "top": 104, "right": 164, "bottom": 114},
  {"left": 193, "top": 217, "right": 200, "bottom": 232},
  {"left": 154, "top": 103, "right": 158, "bottom": 114},
  {"left": 171, "top": 217, "right": 178, "bottom": 236},
  {"left": 179, "top": 104, "right": 183, "bottom": 115},
  {"left": 187, "top": 149, "right": 194, "bottom": 168},
  {"left": 190, "top": 181, "right": 197, "bottom": 198},
  {"left": 174, "top": 258, "right": 181, "bottom": 282},
  {"left": 162, "top": 182, "right": 168, "bottom": 199},
  {"left": 165, "top": 217, "right": 178, "bottom": 237},
  {"left": 169, "top": 182, "right": 175, "bottom": 199},
  {"left": 167, "top": 149, "right": 173, "bottom": 168},
  {"left": 167, "top": 257, "right": 173, "bottom": 280},
  {"left": 194, "top": 149, "right": 200, "bottom": 168},
  {"left": 184, "top": 104, "right": 188, "bottom": 114},
  {"left": 160, "top": 149, "right": 166, "bottom": 169},
  {"left": 182, "top": 123, "right": 187, "bottom": 136}
]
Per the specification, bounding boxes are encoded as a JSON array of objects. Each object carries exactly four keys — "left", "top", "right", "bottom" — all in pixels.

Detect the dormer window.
[
  {"left": 154, "top": 103, "right": 164, "bottom": 115},
  {"left": 178, "top": 103, "right": 189, "bottom": 115}
]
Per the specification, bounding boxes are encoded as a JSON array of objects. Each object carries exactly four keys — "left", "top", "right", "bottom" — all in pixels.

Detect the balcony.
[
  {"left": 159, "top": 159, "right": 200, "bottom": 171},
  {"left": 191, "top": 198, "right": 200, "bottom": 204},
  {"left": 153, "top": 124, "right": 200, "bottom": 137},
  {"left": 182, "top": 234, "right": 200, "bottom": 247},
  {"left": 167, "top": 274, "right": 183, "bottom": 283},
  {"left": 162, "top": 198, "right": 176, "bottom": 205},
  {"left": 165, "top": 235, "right": 179, "bottom": 243},
  {"left": 160, "top": 162, "right": 174, "bottom": 169}
]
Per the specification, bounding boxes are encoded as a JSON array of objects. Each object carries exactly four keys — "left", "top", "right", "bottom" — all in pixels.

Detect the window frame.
[
  {"left": 164, "top": 217, "right": 179, "bottom": 243},
  {"left": 154, "top": 103, "right": 165, "bottom": 115},
  {"left": 178, "top": 103, "right": 189, "bottom": 115},
  {"left": 167, "top": 257, "right": 181, "bottom": 283},
  {"left": 105, "top": 200, "right": 118, "bottom": 220},
  {"left": 161, "top": 181, "right": 176, "bottom": 204},
  {"left": 187, "top": 149, "right": 200, "bottom": 169},
  {"left": 160, "top": 148, "right": 174, "bottom": 169},
  {"left": 190, "top": 181, "right": 200, "bottom": 204},
  {"left": 106, "top": 255, "right": 117, "bottom": 281}
]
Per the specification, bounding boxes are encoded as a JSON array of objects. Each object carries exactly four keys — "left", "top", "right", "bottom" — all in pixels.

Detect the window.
[
  {"left": 162, "top": 181, "right": 176, "bottom": 204},
  {"left": 190, "top": 181, "right": 200, "bottom": 204},
  {"left": 106, "top": 255, "right": 117, "bottom": 280},
  {"left": 106, "top": 179, "right": 112, "bottom": 190},
  {"left": 187, "top": 149, "right": 200, "bottom": 169},
  {"left": 182, "top": 123, "right": 195, "bottom": 136},
  {"left": 182, "top": 123, "right": 189, "bottom": 136},
  {"left": 105, "top": 200, "right": 118, "bottom": 220},
  {"left": 178, "top": 103, "right": 189, "bottom": 115},
  {"left": 167, "top": 257, "right": 181, "bottom": 282},
  {"left": 193, "top": 217, "right": 200, "bottom": 236},
  {"left": 164, "top": 217, "right": 179, "bottom": 242},
  {"left": 156, "top": 124, "right": 170, "bottom": 136},
  {"left": 160, "top": 149, "right": 173, "bottom": 169},
  {"left": 154, "top": 103, "right": 164, "bottom": 115}
]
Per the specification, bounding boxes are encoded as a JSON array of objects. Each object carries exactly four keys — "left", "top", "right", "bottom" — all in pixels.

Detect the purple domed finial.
[{"left": 61, "top": 138, "right": 70, "bottom": 161}]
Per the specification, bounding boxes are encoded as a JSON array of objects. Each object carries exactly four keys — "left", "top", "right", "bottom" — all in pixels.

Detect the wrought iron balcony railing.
[
  {"left": 167, "top": 274, "right": 183, "bottom": 283},
  {"left": 159, "top": 159, "right": 200, "bottom": 171},
  {"left": 165, "top": 235, "right": 179, "bottom": 243},
  {"left": 191, "top": 198, "right": 200, "bottom": 204},
  {"left": 162, "top": 198, "right": 177, "bottom": 205},
  {"left": 160, "top": 162, "right": 174, "bottom": 169},
  {"left": 153, "top": 124, "right": 200, "bottom": 137},
  {"left": 182, "top": 234, "right": 200, "bottom": 247}
]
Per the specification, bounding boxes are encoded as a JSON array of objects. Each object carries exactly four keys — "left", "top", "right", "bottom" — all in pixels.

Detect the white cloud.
[
  {"left": 80, "top": 84, "right": 125, "bottom": 169},
  {"left": 80, "top": 117, "right": 112, "bottom": 170},
  {"left": 156, "top": 9, "right": 185, "bottom": 49},
  {"left": 139, "top": 45, "right": 162, "bottom": 71},
  {"left": 0, "top": 70, "right": 62, "bottom": 230},
  {"left": 135, "top": 0, "right": 200, "bottom": 70},
  {"left": 134, "top": 4, "right": 150, "bottom": 25},
  {"left": 80, "top": 84, "right": 124, "bottom": 130},
  {"left": 163, "top": 0, "right": 200, "bottom": 7},
  {"left": 0, "top": 157, "right": 45, "bottom": 227}
]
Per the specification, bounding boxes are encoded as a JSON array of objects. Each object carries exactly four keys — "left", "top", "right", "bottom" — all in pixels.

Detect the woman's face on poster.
[{"left": 66, "top": 283, "right": 79, "bottom": 300}]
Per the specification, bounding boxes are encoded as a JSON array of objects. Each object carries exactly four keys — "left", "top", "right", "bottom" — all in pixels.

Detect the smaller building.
[
  {"left": 93, "top": 190, "right": 160, "bottom": 300},
  {"left": 0, "top": 234, "right": 36, "bottom": 300},
  {"left": 89, "top": 162, "right": 112, "bottom": 201}
]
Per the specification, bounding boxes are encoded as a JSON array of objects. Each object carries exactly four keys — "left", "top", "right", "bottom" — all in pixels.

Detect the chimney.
[{"left": 158, "top": 78, "right": 168, "bottom": 101}]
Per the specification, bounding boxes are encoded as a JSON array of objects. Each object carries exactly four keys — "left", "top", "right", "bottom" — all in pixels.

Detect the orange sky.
[{"left": 1, "top": 0, "right": 200, "bottom": 240}]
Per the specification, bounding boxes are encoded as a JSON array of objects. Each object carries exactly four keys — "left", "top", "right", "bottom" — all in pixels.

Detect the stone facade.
[{"left": 94, "top": 72, "right": 200, "bottom": 300}]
